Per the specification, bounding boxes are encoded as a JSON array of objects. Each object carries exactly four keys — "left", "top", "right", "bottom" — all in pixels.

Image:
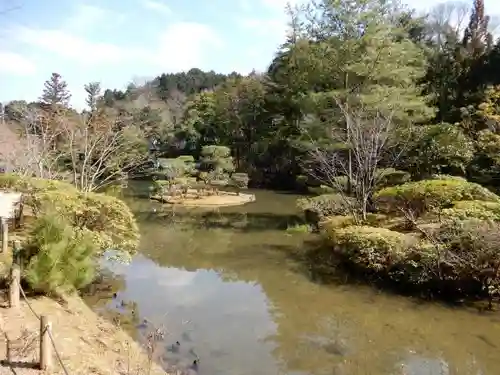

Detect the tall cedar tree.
[{"left": 40, "top": 73, "right": 71, "bottom": 108}]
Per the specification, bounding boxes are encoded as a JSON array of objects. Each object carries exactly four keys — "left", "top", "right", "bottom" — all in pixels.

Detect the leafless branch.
[
  {"left": 61, "top": 109, "right": 147, "bottom": 192},
  {"left": 0, "top": 104, "right": 65, "bottom": 179},
  {"left": 304, "top": 100, "right": 397, "bottom": 222}
]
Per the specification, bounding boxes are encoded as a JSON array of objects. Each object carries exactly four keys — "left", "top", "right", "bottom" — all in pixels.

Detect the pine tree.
[
  {"left": 84, "top": 82, "right": 102, "bottom": 111},
  {"left": 40, "top": 72, "right": 71, "bottom": 107}
]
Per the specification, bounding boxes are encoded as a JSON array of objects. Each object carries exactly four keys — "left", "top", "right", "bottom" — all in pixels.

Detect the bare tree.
[
  {"left": 62, "top": 108, "right": 147, "bottom": 192},
  {"left": 427, "top": 1, "right": 471, "bottom": 46},
  {"left": 306, "top": 102, "right": 397, "bottom": 223},
  {"left": 0, "top": 104, "right": 65, "bottom": 178}
]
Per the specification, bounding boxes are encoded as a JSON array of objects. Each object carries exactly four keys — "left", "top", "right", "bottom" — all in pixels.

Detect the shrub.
[
  {"left": 4, "top": 175, "right": 139, "bottom": 258},
  {"left": 157, "top": 158, "right": 187, "bottom": 180},
  {"left": 375, "top": 168, "right": 411, "bottom": 188},
  {"left": 433, "top": 219, "right": 500, "bottom": 301},
  {"left": 151, "top": 180, "right": 173, "bottom": 195},
  {"left": 327, "top": 225, "right": 416, "bottom": 272},
  {"left": 320, "top": 214, "right": 500, "bottom": 300},
  {"left": 30, "top": 190, "right": 139, "bottom": 257},
  {"left": 441, "top": 200, "right": 500, "bottom": 221},
  {"left": 229, "top": 173, "right": 249, "bottom": 194},
  {"left": 401, "top": 123, "right": 474, "bottom": 178},
  {"left": 374, "top": 178, "right": 500, "bottom": 216},
  {"left": 0, "top": 173, "right": 77, "bottom": 193},
  {"left": 23, "top": 214, "right": 97, "bottom": 295},
  {"left": 320, "top": 213, "right": 387, "bottom": 231},
  {"left": 297, "top": 194, "right": 357, "bottom": 225},
  {"left": 319, "top": 215, "right": 356, "bottom": 231},
  {"left": 176, "top": 155, "right": 195, "bottom": 163}
]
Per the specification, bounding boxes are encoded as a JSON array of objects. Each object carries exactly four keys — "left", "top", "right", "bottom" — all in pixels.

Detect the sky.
[{"left": 0, "top": 0, "right": 499, "bottom": 109}]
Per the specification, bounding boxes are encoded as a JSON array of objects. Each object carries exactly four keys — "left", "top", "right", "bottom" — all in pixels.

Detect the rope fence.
[{"left": 7, "top": 240, "right": 70, "bottom": 375}]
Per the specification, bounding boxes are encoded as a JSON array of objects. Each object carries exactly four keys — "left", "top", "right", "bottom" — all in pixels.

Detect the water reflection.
[
  {"left": 85, "top": 187, "right": 500, "bottom": 375},
  {"left": 100, "top": 255, "right": 280, "bottom": 375}
]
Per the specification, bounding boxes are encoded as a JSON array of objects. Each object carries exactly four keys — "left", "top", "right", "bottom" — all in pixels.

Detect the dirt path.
[{"left": 0, "top": 293, "right": 169, "bottom": 375}]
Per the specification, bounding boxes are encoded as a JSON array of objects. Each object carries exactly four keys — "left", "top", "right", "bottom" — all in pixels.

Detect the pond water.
[{"left": 85, "top": 183, "right": 500, "bottom": 375}]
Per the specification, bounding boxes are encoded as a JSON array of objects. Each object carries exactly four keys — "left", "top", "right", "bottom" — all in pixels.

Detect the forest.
[{"left": 2, "top": 0, "right": 500, "bottom": 191}]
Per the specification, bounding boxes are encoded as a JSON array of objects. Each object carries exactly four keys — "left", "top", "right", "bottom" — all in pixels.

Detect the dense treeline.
[
  {"left": 105, "top": 0, "right": 500, "bottom": 189},
  {"left": 3, "top": 0, "right": 500, "bottom": 191},
  {"left": 174, "top": 0, "right": 500, "bottom": 189}
]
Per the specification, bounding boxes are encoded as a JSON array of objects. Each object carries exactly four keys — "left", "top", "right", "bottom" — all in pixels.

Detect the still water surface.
[{"left": 85, "top": 186, "right": 500, "bottom": 375}]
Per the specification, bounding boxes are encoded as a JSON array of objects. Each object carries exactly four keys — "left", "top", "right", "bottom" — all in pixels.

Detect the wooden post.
[
  {"left": 9, "top": 264, "right": 20, "bottom": 308},
  {"left": 39, "top": 315, "right": 52, "bottom": 370},
  {"left": 1, "top": 217, "right": 7, "bottom": 253}
]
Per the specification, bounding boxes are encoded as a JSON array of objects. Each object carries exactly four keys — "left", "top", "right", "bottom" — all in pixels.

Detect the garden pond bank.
[{"left": 84, "top": 185, "right": 500, "bottom": 375}]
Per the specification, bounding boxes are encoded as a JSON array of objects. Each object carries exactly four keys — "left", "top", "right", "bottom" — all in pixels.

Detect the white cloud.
[
  {"left": 0, "top": 51, "right": 36, "bottom": 75},
  {"left": 10, "top": 19, "right": 224, "bottom": 73},
  {"left": 155, "top": 268, "right": 197, "bottom": 287},
  {"left": 150, "top": 22, "right": 224, "bottom": 71},
  {"left": 142, "top": 0, "right": 172, "bottom": 14},
  {"left": 14, "top": 26, "right": 133, "bottom": 66}
]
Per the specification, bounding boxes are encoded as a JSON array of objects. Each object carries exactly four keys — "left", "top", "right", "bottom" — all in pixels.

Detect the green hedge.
[
  {"left": 374, "top": 178, "right": 500, "bottom": 215},
  {"left": 326, "top": 225, "right": 417, "bottom": 272}
]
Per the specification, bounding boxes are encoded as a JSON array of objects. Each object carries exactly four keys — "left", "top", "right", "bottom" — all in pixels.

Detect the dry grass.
[{"left": 0, "top": 293, "right": 171, "bottom": 375}]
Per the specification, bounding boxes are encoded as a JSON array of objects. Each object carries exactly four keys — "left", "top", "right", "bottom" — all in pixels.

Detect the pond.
[{"left": 84, "top": 183, "right": 500, "bottom": 375}]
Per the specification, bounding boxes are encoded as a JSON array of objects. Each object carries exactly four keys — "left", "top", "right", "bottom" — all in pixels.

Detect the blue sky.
[{"left": 0, "top": 0, "right": 499, "bottom": 109}]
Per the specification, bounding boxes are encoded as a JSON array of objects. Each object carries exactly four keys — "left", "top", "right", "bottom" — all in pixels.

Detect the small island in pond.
[{"left": 148, "top": 145, "right": 255, "bottom": 207}]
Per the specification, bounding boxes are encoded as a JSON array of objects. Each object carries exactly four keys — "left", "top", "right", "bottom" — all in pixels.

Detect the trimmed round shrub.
[
  {"left": 374, "top": 178, "right": 500, "bottom": 216},
  {"left": 3, "top": 175, "right": 139, "bottom": 259},
  {"left": 297, "top": 194, "right": 357, "bottom": 225},
  {"left": 441, "top": 200, "right": 500, "bottom": 221},
  {"left": 327, "top": 225, "right": 417, "bottom": 272},
  {"left": 31, "top": 189, "right": 139, "bottom": 257}
]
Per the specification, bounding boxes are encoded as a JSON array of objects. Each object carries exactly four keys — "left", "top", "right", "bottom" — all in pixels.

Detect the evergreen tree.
[
  {"left": 84, "top": 82, "right": 102, "bottom": 111},
  {"left": 40, "top": 72, "right": 71, "bottom": 107}
]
